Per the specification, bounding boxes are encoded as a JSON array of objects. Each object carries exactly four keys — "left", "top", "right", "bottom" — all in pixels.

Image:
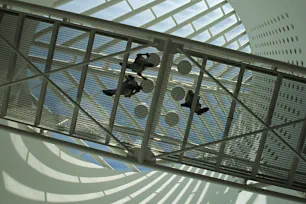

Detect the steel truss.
[{"left": 0, "top": 2, "right": 306, "bottom": 201}]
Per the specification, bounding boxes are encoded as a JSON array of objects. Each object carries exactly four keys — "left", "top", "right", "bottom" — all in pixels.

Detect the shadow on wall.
[{"left": 0, "top": 119, "right": 259, "bottom": 204}]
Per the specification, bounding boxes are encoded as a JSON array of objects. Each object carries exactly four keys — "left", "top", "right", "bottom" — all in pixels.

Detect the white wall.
[
  {"left": 228, "top": 0, "right": 306, "bottom": 188},
  {"left": 0, "top": 119, "right": 301, "bottom": 204},
  {"left": 229, "top": 0, "right": 306, "bottom": 67}
]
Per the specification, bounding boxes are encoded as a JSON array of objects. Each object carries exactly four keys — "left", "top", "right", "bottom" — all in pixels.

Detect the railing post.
[
  {"left": 215, "top": 64, "right": 246, "bottom": 170},
  {"left": 1, "top": 13, "right": 25, "bottom": 117},
  {"left": 69, "top": 30, "right": 96, "bottom": 135},
  {"left": 287, "top": 118, "right": 306, "bottom": 186},
  {"left": 251, "top": 73, "right": 283, "bottom": 178},
  {"left": 179, "top": 56, "right": 207, "bottom": 162},
  {"left": 34, "top": 22, "right": 60, "bottom": 126},
  {"left": 106, "top": 37, "right": 132, "bottom": 144},
  {"left": 138, "top": 38, "right": 173, "bottom": 163}
]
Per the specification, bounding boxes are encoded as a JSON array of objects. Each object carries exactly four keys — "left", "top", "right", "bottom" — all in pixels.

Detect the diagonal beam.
[
  {"left": 0, "top": 33, "right": 132, "bottom": 153},
  {"left": 152, "top": 117, "right": 306, "bottom": 160},
  {"left": 179, "top": 48, "right": 306, "bottom": 164},
  {"left": 215, "top": 64, "right": 245, "bottom": 170},
  {"left": 179, "top": 57, "right": 206, "bottom": 161},
  {"left": 0, "top": 42, "right": 158, "bottom": 90}
]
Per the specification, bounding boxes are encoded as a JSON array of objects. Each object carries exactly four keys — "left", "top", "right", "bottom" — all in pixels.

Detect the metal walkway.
[{"left": 0, "top": 1, "right": 306, "bottom": 200}]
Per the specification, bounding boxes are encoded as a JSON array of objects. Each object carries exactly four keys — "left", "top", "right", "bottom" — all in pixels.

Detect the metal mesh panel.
[
  {"left": 39, "top": 84, "right": 74, "bottom": 130},
  {"left": 0, "top": 13, "right": 19, "bottom": 112}
]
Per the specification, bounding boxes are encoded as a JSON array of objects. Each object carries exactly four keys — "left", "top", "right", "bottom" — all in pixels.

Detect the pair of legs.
[
  {"left": 119, "top": 62, "right": 154, "bottom": 80},
  {"left": 181, "top": 103, "right": 209, "bottom": 115}
]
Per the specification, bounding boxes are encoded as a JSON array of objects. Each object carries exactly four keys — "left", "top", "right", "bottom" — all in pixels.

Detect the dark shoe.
[
  {"left": 103, "top": 90, "right": 114, "bottom": 97},
  {"left": 196, "top": 107, "right": 209, "bottom": 115},
  {"left": 119, "top": 62, "right": 123, "bottom": 66},
  {"left": 181, "top": 103, "right": 190, "bottom": 108},
  {"left": 146, "top": 63, "right": 154, "bottom": 67}
]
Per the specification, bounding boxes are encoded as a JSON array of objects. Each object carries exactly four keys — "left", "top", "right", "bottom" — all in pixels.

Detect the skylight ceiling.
[
  {"left": 7, "top": 0, "right": 252, "bottom": 170},
  {"left": 54, "top": 0, "right": 250, "bottom": 54}
]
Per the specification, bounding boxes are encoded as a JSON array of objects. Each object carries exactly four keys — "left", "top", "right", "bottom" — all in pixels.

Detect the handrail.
[{"left": 1, "top": 0, "right": 306, "bottom": 76}]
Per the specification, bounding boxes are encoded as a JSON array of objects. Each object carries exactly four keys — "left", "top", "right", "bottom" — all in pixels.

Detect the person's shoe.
[
  {"left": 146, "top": 63, "right": 154, "bottom": 67},
  {"left": 103, "top": 90, "right": 114, "bottom": 96},
  {"left": 196, "top": 107, "right": 209, "bottom": 115}
]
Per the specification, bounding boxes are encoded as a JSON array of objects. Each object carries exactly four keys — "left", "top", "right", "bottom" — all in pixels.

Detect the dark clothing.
[
  {"left": 103, "top": 75, "right": 142, "bottom": 97},
  {"left": 181, "top": 90, "right": 209, "bottom": 115},
  {"left": 120, "top": 53, "right": 154, "bottom": 80}
]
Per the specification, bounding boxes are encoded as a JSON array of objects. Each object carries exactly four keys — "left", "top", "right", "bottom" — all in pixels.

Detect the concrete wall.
[
  {"left": 228, "top": 0, "right": 306, "bottom": 183},
  {"left": 0, "top": 119, "right": 300, "bottom": 204}
]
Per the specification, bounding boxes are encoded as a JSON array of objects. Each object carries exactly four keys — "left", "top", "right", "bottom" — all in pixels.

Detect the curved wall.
[
  {"left": 229, "top": 0, "right": 306, "bottom": 67},
  {"left": 229, "top": 0, "right": 306, "bottom": 185},
  {"left": 0, "top": 119, "right": 300, "bottom": 204}
]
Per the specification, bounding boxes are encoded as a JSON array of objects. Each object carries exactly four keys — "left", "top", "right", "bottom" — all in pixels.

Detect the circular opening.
[
  {"left": 277, "top": 16, "right": 280, "bottom": 21},
  {"left": 134, "top": 103, "right": 149, "bottom": 119},
  {"left": 291, "top": 37, "right": 294, "bottom": 42},
  {"left": 165, "top": 111, "right": 179, "bottom": 127},
  {"left": 287, "top": 25, "right": 290, "bottom": 31},
  {"left": 281, "top": 14, "right": 285, "bottom": 19},
  {"left": 177, "top": 60, "right": 192, "bottom": 75},
  {"left": 291, "top": 24, "right": 294, "bottom": 29},
  {"left": 285, "top": 13, "right": 289, "bottom": 18},
  {"left": 147, "top": 53, "right": 161, "bottom": 67},
  {"left": 171, "top": 86, "right": 186, "bottom": 101},
  {"left": 296, "top": 36, "right": 299, "bottom": 41},
  {"left": 140, "top": 79, "right": 155, "bottom": 93}
]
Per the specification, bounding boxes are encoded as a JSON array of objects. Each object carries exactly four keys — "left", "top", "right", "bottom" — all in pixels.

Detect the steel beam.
[
  {"left": 69, "top": 30, "right": 95, "bottom": 135},
  {"left": 215, "top": 64, "right": 245, "bottom": 170},
  {"left": 34, "top": 22, "right": 60, "bottom": 126},
  {"left": 106, "top": 38, "right": 132, "bottom": 144},
  {"left": 152, "top": 116, "right": 305, "bottom": 159},
  {"left": 0, "top": 33, "right": 133, "bottom": 153},
  {"left": 0, "top": 42, "right": 158, "bottom": 90},
  {"left": 287, "top": 117, "right": 306, "bottom": 186},
  {"left": 251, "top": 74, "right": 283, "bottom": 178},
  {"left": 179, "top": 58, "right": 206, "bottom": 161},
  {"left": 1, "top": 123, "right": 306, "bottom": 203},
  {"left": 2, "top": 1, "right": 306, "bottom": 76},
  {"left": 138, "top": 38, "right": 172, "bottom": 163},
  {"left": 1, "top": 13, "right": 25, "bottom": 117},
  {"left": 165, "top": 1, "right": 227, "bottom": 34},
  {"left": 178, "top": 48, "right": 306, "bottom": 164}
]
